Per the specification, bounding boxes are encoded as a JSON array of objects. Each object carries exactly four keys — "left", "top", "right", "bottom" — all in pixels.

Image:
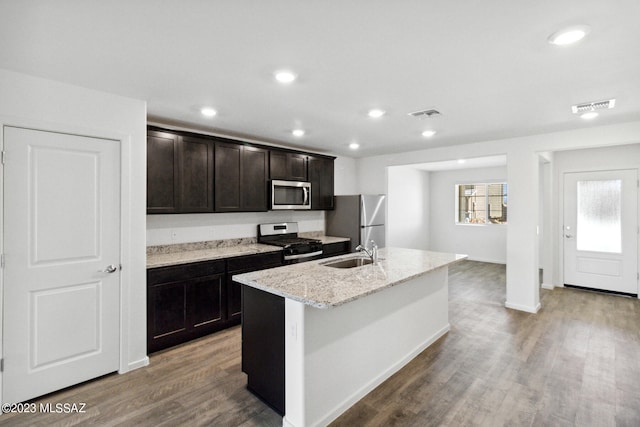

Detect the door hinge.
[
  {"left": 1, "top": 150, "right": 5, "bottom": 164},
  {"left": 0, "top": 358, "right": 3, "bottom": 372},
  {"left": 0, "top": 253, "right": 4, "bottom": 269}
]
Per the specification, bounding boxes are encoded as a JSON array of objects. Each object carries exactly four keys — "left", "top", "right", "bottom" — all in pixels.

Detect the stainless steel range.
[{"left": 258, "top": 222, "right": 323, "bottom": 263}]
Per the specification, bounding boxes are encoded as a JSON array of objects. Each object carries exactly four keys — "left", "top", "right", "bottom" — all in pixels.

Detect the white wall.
[
  {"left": 354, "top": 121, "right": 640, "bottom": 313},
  {"left": 334, "top": 156, "right": 358, "bottom": 195},
  {"left": 147, "top": 211, "right": 325, "bottom": 245},
  {"left": 552, "top": 143, "right": 640, "bottom": 287},
  {"left": 387, "top": 166, "right": 430, "bottom": 250},
  {"left": 429, "top": 166, "right": 507, "bottom": 263},
  {"left": 0, "top": 69, "right": 148, "bottom": 371}
]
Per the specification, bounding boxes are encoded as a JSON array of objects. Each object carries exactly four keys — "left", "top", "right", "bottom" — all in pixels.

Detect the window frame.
[{"left": 454, "top": 181, "right": 508, "bottom": 226}]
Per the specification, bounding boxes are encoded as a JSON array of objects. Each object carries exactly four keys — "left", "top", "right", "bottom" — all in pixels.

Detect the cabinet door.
[
  {"left": 227, "top": 252, "right": 283, "bottom": 323},
  {"left": 215, "top": 142, "right": 242, "bottom": 211},
  {"left": 308, "top": 156, "right": 335, "bottom": 210},
  {"left": 180, "top": 136, "right": 214, "bottom": 212},
  {"left": 147, "top": 130, "right": 180, "bottom": 213},
  {"left": 269, "top": 150, "right": 288, "bottom": 180},
  {"left": 188, "top": 274, "right": 224, "bottom": 332},
  {"left": 270, "top": 150, "right": 308, "bottom": 181},
  {"left": 241, "top": 146, "right": 268, "bottom": 211},
  {"left": 289, "top": 153, "right": 308, "bottom": 181},
  {"left": 147, "top": 281, "right": 187, "bottom": 352}
]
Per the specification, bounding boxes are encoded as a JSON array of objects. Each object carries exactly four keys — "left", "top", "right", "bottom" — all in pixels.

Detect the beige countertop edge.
[
  {"left": 146, "top": 235, "right": 350, "bottom": 269},
  {"left": 233, "top": 249, "right": 468, "bottom": 309}
]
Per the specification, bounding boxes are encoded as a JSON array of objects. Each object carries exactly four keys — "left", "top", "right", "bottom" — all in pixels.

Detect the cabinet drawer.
[
  {"left": 227, "top": 252, "right": 283, "bottom": 273},
  {"left": 148, "top": 260, "right": 226, "bottom": 285}
]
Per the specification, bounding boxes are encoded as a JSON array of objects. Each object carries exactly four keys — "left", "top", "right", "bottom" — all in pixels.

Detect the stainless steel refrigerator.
[{"left": 325, "top": 194, "right": 386, "bottom": 251}]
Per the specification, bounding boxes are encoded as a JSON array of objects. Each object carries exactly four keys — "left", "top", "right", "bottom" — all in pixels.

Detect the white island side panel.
[{"left": 283, "top": 266, "right": 449, "bottom": 427}]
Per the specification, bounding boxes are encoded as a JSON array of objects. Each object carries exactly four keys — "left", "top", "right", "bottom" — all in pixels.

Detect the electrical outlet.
[{"left": 171, "top": 231, "right": 177, "bottom": 242}]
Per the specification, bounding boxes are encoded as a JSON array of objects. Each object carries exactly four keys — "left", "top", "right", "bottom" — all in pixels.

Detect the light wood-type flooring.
[{"left": 1, "top": 260, "right": 639, "bottom": 426}]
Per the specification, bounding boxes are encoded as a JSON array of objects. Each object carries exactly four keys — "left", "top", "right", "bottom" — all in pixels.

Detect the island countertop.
[{"left": 232, "top": 247, "right": 467, "bottom": 308}]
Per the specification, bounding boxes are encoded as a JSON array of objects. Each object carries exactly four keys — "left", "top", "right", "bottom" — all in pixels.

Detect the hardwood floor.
[{"left": 2, "top": 260, "right": 639, "bottom": 426}]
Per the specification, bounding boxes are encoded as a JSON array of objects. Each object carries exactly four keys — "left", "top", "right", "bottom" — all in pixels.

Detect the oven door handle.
[{"left": 284, "top": 250, "right": 323, "bottom": 261}]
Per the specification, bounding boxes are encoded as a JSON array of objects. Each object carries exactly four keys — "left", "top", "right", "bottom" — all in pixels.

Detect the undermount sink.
[{"left": 322, "top": 257, "right": 374, "bottom": 269}]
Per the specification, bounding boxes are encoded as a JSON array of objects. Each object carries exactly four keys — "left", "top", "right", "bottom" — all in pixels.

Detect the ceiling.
[{"left": 1, "top": 1, "right": 639, "bottom": 158}]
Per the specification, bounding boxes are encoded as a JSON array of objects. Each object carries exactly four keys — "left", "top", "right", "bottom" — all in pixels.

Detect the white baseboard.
[
  {"left": 309, "top": 324, "right": 451, "bottom": 427},
  {"left": 465, "top": 256, "right": 506, "bottom": 265},
  {"left": 120, "top": 356, "right": 149, "bottom": 373},
  {"left": 504, "top": 301, "right": 541, "bottom": 313},
  {"left": 541, "top": 282, "right": 555, "bottom": 290}
]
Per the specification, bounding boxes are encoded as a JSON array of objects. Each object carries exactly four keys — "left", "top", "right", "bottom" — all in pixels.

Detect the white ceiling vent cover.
[
  {"left": 408, "top": 108, "right": 441, "bottom": 118},
  {"left": 571, "top": 99, "right": 616, "bottom": 114}
]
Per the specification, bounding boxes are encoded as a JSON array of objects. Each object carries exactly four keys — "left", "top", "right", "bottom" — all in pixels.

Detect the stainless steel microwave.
[{"left": 271, "top": 180, "right": 311, "bottom": 210}]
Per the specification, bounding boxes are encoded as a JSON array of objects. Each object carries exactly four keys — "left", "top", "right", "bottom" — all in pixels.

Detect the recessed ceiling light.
[
  {"left": 275, "top": 70, "right": 297, "bottom": 84},
  {"left": 349, "top": 143, "right": 360, "bottom": 150},
  {"left": 421, "top": 130, "right": 437, "bottom": 138},
  {"left": 457, "top": 159, "right": 466, "bottom": 164},
  {"left": 200, "top": 107, "right": 217, "bottom": 117},
  {"left": 367, "top": 109, "right": 385, "bottom": 118},
  {"left": 292, "top": 129, "right": 305, "bottom": 137},
  {"left": 580, "top": 111, "right": 599, "bottom": 120},
  {"left": 548, "top": 25, "right": 590, "bottom": 45}
]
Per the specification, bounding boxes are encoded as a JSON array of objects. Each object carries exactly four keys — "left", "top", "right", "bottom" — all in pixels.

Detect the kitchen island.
[{"left": 233, "top": 247, "right": 466, "bottom": 427}]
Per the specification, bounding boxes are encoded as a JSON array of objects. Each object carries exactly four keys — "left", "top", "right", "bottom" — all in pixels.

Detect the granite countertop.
[
  {"left": 147, "top": 243, "right": 281, "bottom": 269},
  {"left": 314, "top": 236, "right": 350, "bottom": 244},
  {"left": 146, "top": 235, "right": 350, "bottom": 269},
  {"left": 232, "top": 247, "right": 467, "bottom": 309}
]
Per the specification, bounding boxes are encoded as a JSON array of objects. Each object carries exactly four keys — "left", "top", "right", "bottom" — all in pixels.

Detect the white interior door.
[
  {"left": 2, "top": 126, "right": 121, "bottom": 403},
  {"left": 563, "top": 169, "right": 638, "bottom": 294}
]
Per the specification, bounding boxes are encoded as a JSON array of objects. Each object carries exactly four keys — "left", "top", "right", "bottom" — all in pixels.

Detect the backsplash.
[
  {"left": 146, "top": 210, "right": 325, "bottom": 246},
  {"left": 147, "top": 237, "right": 258, "bottom": 255}
]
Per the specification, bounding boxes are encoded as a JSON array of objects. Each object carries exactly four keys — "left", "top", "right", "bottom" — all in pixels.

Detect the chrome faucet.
[{"left": 355, "top": 240, "right": 378, "bottom": 264}]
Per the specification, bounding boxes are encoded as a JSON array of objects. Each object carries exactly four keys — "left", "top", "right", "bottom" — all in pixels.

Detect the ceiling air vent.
[
  {"left": 571, "top": 99, "right": 615, "bottom": 114},
  {"left": 408, "top": 108, "right": 441, "bottom": 118}
]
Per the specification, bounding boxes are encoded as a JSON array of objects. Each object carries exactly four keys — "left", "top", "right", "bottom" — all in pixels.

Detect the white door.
[
  {"left": 563, "top": 170, "right": 638, "bottom": 294},
  {"left": 2, "top": 126, "right": 121, "bottom": 403}
]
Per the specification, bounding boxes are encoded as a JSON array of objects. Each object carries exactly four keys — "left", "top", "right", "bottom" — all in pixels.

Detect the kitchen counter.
[
  {"left": 237, "top": 247, "right": 466, "bottom": 426},
  {"left": 233, "top": 247, "right": 466, "bottom": 308},
  {"left": 146, "top": 243, "right": 280, "bottom": 269},
  {"left": 146, "top": 235, "right": 350, "bottom": 269}
]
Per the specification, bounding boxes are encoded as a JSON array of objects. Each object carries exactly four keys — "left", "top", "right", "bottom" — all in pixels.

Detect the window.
[{"left": 456, "top": 182, "right": 508, "bottom": 224}]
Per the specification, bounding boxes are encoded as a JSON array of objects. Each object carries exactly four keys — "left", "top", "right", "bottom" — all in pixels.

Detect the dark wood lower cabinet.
[
  {"left": 147, "top": 260, "right": 225, "bottom": 353},
  {"left": 241, "top": 285, "right": 285, "bottom": 415},
  {"left": 322, "top": 241, "right": 350, "bottom": 257},
  {"left": 227, "top": 252, "right": 283, "bottom": 325},
  {"left": 147, "top": 252, "right": 283, "bottom": 353}
]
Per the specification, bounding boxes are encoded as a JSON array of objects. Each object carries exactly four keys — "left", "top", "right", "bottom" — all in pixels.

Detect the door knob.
[{"left": 102, "top": 264, "right": 118, "bottom": 273}]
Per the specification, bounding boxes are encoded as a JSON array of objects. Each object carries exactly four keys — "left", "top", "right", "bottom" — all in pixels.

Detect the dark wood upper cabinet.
[
  {"left": 180, "top": 136, "right": 214, "bottom": 212},
  {"left": 214, "top": 142, "right": 242, "bottom": 211},
  {"left": 215, "top": 142, "right": 268, "bottom": 212},
  {"left": 270, "top": 150, "right": 308, "bottom": 181},
  {"left": 308, "top": 155, "right": 335, "bottom": 210},
  {"left": 147, "top": 130, "right": 213, "bottom": 214},
  {"left": 241, "top": 146, "right": 269, "bottom": 211},
  {"left": 147, "top": 130, "right": 180, "bottom": 213},
  {"left": 147, "top": 126, "right": 334, "bottom": 213}
]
